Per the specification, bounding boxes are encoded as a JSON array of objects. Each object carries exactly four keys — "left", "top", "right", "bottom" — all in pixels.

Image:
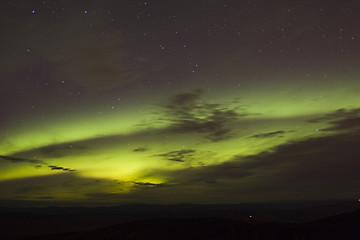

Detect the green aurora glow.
[{"left": 1, "top": 1, "right": 360, "bottom": 206}]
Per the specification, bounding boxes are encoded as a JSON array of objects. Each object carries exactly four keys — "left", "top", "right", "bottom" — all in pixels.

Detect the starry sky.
[{"left": 1, "top": 0, "right": 360, "bottom": 206}]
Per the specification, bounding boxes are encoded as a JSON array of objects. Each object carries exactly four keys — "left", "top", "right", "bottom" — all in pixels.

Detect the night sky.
[{"left": 1, "top": 0, "right": 360, "bottom": 206}]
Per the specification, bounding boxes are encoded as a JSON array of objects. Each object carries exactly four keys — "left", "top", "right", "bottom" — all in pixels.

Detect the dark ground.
[{"left": 0, "top": 201, "right": 359, "bottom": 240}]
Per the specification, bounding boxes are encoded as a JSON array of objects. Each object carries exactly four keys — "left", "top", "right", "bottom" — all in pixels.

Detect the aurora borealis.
[{"left": 1, "top": 0, "right": 360, "bottom": 206}]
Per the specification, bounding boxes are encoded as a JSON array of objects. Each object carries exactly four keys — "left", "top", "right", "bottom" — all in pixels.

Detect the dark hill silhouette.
[
  {"left": 0, "top": 202, "right": 359, "bottom": 240},
  {"left": 11, "top": 210, "right": 360, "bottom": 240}
]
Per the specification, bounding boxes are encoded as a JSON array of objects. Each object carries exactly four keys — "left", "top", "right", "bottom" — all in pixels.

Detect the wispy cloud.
[
  {"left": 133, "top": 147, "right": 149, "bottom": 152},
  {"left": 161, "top": 89, "right": 245, "bottom": 141},
  {"left": 0, "top": 155, "right": 76, "bottom": 172},
  {"left": 154, "top": 149, "right": 196, "bottom": 162},
  {"left": 250, "top": 130, "right": 285, "bottom": 138},
  {"left": 0, "top": 155, "right": 44, "bottom": 165}
]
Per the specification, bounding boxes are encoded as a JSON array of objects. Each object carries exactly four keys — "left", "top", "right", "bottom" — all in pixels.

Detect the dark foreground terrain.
[{"left": 0, "top": 201, "right": 359, "bottom": 240}]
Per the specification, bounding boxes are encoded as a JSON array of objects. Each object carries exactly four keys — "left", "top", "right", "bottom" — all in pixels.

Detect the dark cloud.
[
  {"left": 134, "top": 182, "right": 164, "bottom": 187},
  {"left": 0, "top": 155, "right": 44, "bottom": 165},
  {"left": 250, "top": 130, "right": 285, "bottom": 138},
  {"left": 155, "top": 149, "right": 196, "bottom": 162},
  {"left": 133, "top": 147, "right": 149, "bottom": 152},
  {"left": 143, "top": 131, "right": 360, "bottom": 201},
  {"left": 324, "top": 117, "right": 360, "bottom": 132},
  {"left": 162, "top": 90, "right": 245, "bottom": 141},
  {"left": 0, "top": 155, "right": 75, "bottom": 172},
  {"left": 309, "top": 108, "right": 360, "bottom": 123},
  {"left": 309, "top": 108, "right": 360, "bottom": 132},
  {"left": 48, "top": 165, "right": 75, "bottom": 172}
]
